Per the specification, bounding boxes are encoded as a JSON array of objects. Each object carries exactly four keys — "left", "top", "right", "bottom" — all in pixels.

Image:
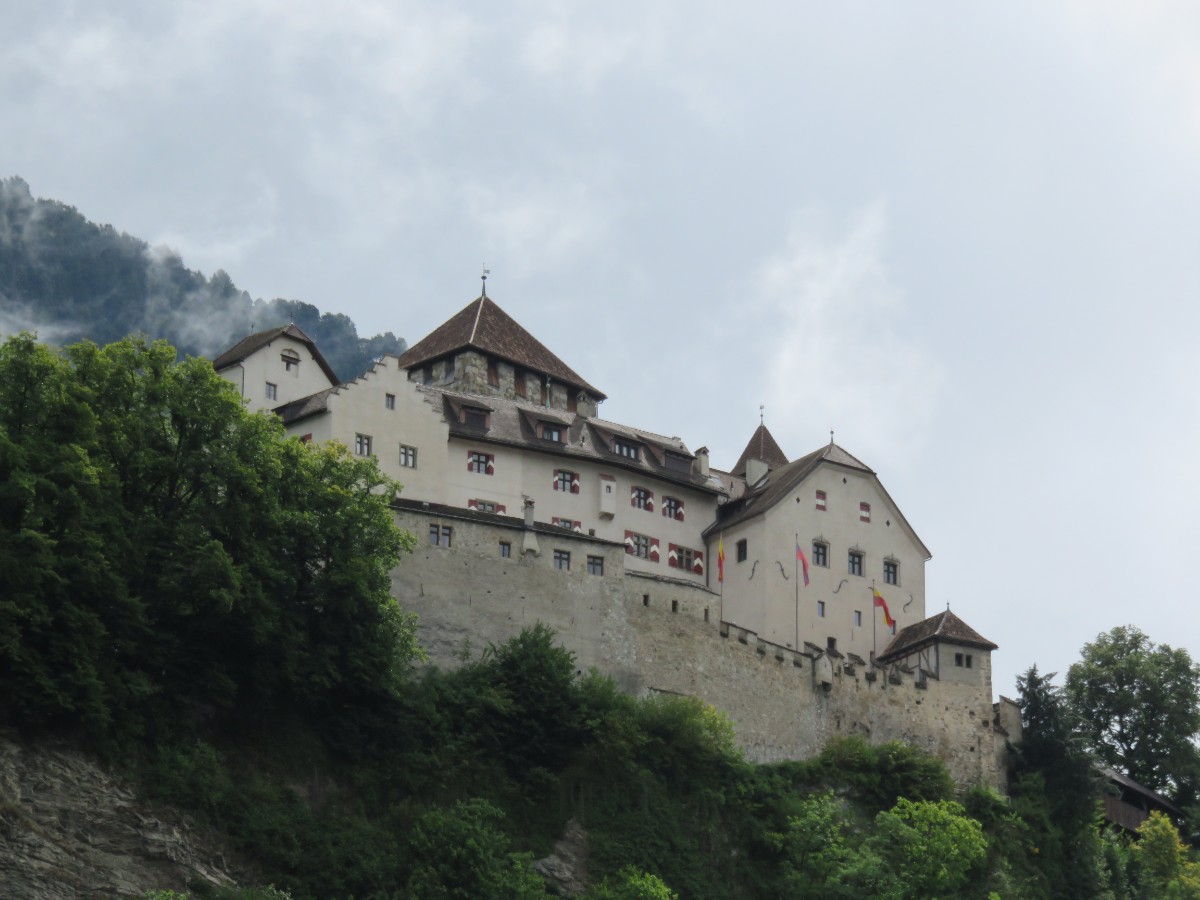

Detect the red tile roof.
[{"left": 395, "top": 296, "right": 606, "bottom": 399}]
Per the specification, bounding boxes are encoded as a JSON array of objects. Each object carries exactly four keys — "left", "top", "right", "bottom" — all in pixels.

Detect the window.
[
  {"left": 670, "top": 544, "right": 696, "bottom": 571},
  {"left": 854, "top": 610, "right": 863, "bottom": 627},
  {"left": 462, "top": 406, "right": 489, "bottom": 429},
  {"left": 487, "top": 358, "right": 499, "bottom": 387},
  {"left": 860, "top": 502, "right": 871, "bottom": 523},
  {"left": 631, "top": 486, "right": 653, "bottom": 511},
  {"left": 474, "top": 500, "right": 498, "bottom": 514},
  {"left": 552, "top": 517, "right": 580, "bottom": 531},
  {"left": 423, "top": 367, "right": 434, "bottom": 385},
  {"left": 884, "top": 560, "right": 899, "bottom": 586},
  {"left": 399, "top": 444, "right": 418, "bottom": 468},
  {"left": 428, "top": 524, "right": 452, "bottom": 547},
  {"left": 265, "top": 382, "right": 277, "bottom": 401},
  {"left": 540, "top": 422, "right": 563, "bottom": 442},
  {"left": 736, "top": 539, "right": 748, "bottom": 562},
  {"left": 955, "top": 653, "right": 974, "bottom": 669},
  {"left": 385, "top": 393, "right": 396, "bottom": 410},
  {"left": 662, "top": 496, "right": 684, "bottom": 521},
  {"left": 626, "top": 531, "right": 655, "bottom": 560},
  {"left": 812, "top": 541, "right": 828, "bottom": 567},
  {"left": 554, "top": 549, "right": 571, "bottom": 570},
  {"left": 443, "top": 357, "right": 455, "bottom": 383},
  {"left": 281, "top": 349, "right": 300, "bottom": 373},
  {"left": 817, "top": 600, "right": 826, "bottom": 618},
  {"left": 499, "top": 541, "right": 512, "bottom": 558},
  {"left": 614, "top": 438, "right": 639, "bottom": 459},
  {"left": 554, "top": 470, "right": 579, "bottom": 493},
  {"left": 827, "top": 637, "right": 837, "bottom": 652},
  {"left": 467, "top": 451, "right": 493, "bottom": 474},
  {"left": 587, "top": 555, "right": 604, "bottom": 576},
  {"left": 816, "top": 490, "right": 827, "bottom": 511},
  {"left": 514, "top": 369, "right": 527, "bottom": 398},
  {"left": 848, "top": 551, "right": 864, "bottom": 576},
  {"left": 355, "top": 434, "right": 372, "bottom": 457}
]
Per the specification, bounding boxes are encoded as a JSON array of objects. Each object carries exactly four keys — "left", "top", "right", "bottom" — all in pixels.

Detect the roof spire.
[
  {"left": 759, "top": 404, "right": 764, "bottom": 426},
  {"left": 481, "top": 264, "right": 490, "bottom": 298},
  {"left": 830, "top": 429, "right": 835, "bottom": 446}
]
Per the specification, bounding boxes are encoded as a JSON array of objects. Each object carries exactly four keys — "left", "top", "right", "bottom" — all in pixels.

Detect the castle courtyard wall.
[{"left": 390, "top": 509, "right": 1004, "bottom": 790}]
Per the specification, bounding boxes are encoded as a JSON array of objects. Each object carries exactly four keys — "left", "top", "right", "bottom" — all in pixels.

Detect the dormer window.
[
  {"left": 614, "top": 438, "right": 639, "bottom": 460},
  {"left": 540, "top": 422, "right": 563, "bottom": 443},
  {"left": 281, "top": 348, "right": 301, "bottom": 375},
  {"left": 664, "top": 452, "right": 691, "bottom": 474},
  {"left": 462, "top": 406, "right": 490, "bottom": 429}
]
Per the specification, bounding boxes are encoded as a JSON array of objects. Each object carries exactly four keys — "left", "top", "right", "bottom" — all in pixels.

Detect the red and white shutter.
[
  {"left": 486, "top": 453, "right": 495, "bottom": 475},
  {"left": 571, "top": 473, "right": 580, "bottom": 494},
  {"left": 649, "top": 537, "right": 660, "bottom": 563},
  {"left": 467, "top": 498, "right": 478, "bottom": 510},
  {"left": 667, "top": 543, "right": 679, "bottom": 568},
  {"left": 676, "top": 499, "right": 684, "bottom": 522},
  {"left": 645, "top": 491, "right": 654, "bottom": 513},
  {"left": 692, "top": 550, "right": 704, "bottom": 575},
  {"left": 623, "top": 530, "right": 635, "bottom": 555}
]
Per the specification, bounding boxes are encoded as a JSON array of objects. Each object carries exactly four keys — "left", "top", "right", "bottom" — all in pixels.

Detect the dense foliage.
[
  {"left": 0, "top": 176, "right": 406, "bottom": 380},
  {"left": 0, "top": 333, "right": 418, "bottom": 750},
  {"left": 1066, "top": 626, "right": 1200, "bottom": 807}
]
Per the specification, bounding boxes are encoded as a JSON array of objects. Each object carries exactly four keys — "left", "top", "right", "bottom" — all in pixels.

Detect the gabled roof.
[
  {"left": 732, "top": 424, "right": 789, "bottom": 478},
  {"left": 212, "top": 323, "right": 340, "bottom": 385},
  {"left": 705, "top": 440, "right": 900, "bottom": 536},
  {"left": 876, "top": 609, "right": 997, "bottom": 664},
  {"left": 395, "top": 296, "right": 606, "bottom": 399},
  {"left": 273, "top": 387, "right": 336, "bottom": 425}
]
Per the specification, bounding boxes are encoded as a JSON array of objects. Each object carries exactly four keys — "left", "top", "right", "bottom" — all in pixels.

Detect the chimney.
[
  {"left": 523, "top": 497, "right": 536, "bottom": 529},
  {"left": 746, "top": 457, "right": 768, "bottom": 486},
  {"left": 522, "top": 498, "right": 540, "bottom": 556},
  {"left": 694, "top": 446, "right": 710, "bottom": 477}
]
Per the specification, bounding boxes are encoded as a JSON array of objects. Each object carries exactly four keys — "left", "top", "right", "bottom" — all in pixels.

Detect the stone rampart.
[{"left": 390, "top": 508, "right": 1005, "bottom": 790}]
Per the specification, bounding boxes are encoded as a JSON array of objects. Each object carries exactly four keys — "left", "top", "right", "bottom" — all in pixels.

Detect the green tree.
[
  {"left": 1133, "top": 811, "right": 1200, "bottom": 899},
  {"left": 1066, "top": 626, "right": 1200, "bottom": 803},
  {"left": 402, "top": 799, "right": 546, "bottom": 899},
  {"left": 864, "top": 798, "right": 987, "bottom": 899},
  {"left": 0, "top": 333, "right": 419, "bottom": 747},
  {"left": 583, "top": 866, "right": 679, "bottom": 899}
]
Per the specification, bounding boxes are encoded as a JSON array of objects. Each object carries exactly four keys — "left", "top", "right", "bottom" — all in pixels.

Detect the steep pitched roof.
[
  {"left": 704, "top": 441, "right": 881, "bottom": 536},
  {"left": 876, "top": 609, "right": 997, "bottom": 664},
  {"left": 395, "top": 296, "right": 606, "bottom": 399},
  {"left": 212, "top": 323, "right": 340, "bottom": 385},
  {"left": 732, "top": 424, "right": 789, "bottom": 478}
]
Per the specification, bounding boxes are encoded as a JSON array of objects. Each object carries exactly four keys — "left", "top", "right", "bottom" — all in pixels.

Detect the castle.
[{"left": 214, "top": 295, "right": 1014, "bottom": 789}]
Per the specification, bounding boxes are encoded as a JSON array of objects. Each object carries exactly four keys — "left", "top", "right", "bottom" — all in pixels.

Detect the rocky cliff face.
[{"left": 0, "top": 732, "right": 242, "bottom": 899}]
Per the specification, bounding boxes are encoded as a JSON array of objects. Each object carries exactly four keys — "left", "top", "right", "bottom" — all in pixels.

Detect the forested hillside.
[{"left": 0, "top": 177, "right": 405, "bottom": 381}]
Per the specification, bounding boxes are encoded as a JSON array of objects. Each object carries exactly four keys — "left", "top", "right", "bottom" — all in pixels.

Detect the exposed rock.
[
  {"left": 0, "top": 732, "right": 241, "bottom": 899},
  {"left": 534, "top": 818, "right": 589, "bottom": 897}
]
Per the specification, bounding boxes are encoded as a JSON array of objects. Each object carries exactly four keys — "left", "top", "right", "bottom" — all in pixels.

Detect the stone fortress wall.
[{"left": 391, "top": 505, "right": 1005, "bottom": 791}]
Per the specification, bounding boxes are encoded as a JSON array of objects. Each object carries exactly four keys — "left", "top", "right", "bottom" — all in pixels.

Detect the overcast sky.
[{"left": 6, "top": 0, "right": 1200, "bottom": 699}]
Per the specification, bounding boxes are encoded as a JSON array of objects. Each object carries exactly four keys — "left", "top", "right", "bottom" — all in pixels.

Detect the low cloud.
[{"left": 748, "top": 202, "right": 942, "bottom": 467}]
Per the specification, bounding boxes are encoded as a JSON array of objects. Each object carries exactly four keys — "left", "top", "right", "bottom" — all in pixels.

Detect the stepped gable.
[
  {"left": 396, "top": 295, "right": 606, "bottom": 399},
  {"left": 876, "top": 609, "right": 997, "bottom": 664},
  {"left": 705, "top": 441, "right": 876, "bottom": 536},
  {"left": 212, "top": 323, "right": 340, "bottom": 385},
  {"left": 731, "top": 423, "right": 789, "bottom": 478}
]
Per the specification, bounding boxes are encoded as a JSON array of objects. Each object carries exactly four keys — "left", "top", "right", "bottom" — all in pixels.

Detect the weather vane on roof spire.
[
  {"left": 830, "top": 429, "right": 835, "bottom": 445},
  {"left": 481, "top": 265, "right": 490, "bottom": 298},
  {"left": 759, "top": 404, "right": 764, "bottom": 426}
]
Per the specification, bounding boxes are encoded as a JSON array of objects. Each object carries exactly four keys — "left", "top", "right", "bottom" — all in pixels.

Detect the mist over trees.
[{"left": 0, "top": 176, "right": 406, "bottom": 381}]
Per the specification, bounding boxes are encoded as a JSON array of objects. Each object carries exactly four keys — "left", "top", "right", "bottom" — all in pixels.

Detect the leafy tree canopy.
[
  {"left": 1066, "top": 626, "right": 1200, "bottom": 803},
  {"left": 0, "top": 333, "right": 418, "bottom": 748}
]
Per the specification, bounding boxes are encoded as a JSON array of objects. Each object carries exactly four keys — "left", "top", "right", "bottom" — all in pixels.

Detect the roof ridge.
[{"left": 468, "top": 296, "right": 485, "bottom": 344}]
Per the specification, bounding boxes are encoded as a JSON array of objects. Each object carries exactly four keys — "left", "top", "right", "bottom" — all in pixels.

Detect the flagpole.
[
  {"left": 871, "top": 579, "right": 877, "bottom": 661},
  {"left": 794, "top": 532, "right": 799, "bottom": 650}
]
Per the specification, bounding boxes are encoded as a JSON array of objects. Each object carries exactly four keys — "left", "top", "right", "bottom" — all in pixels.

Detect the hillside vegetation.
[
  {"left": 3, "top": 333, "right": 1200, "bottom": 898},
  {"left": 0, "top": 177, "right": 406, "bottom": 381}
]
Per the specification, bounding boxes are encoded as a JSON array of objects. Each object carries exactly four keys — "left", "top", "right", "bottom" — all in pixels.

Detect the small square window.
[
  {"left": 827, "top": 637, "right": 837, "bottom": 651},
  {"left": 736, "top": 539, "right": 748, "bottom": 562},
  {"left": 848, "top": 551, "right": 864, "bottom": 577},
  {"left": 554, "top": 549, "right": 571, "bottom": 570},
  {"left": 629, "top": 533, "right": 651, "bottom": 559},
  {"left": 399, "top": 445, "right": 418, "bottom": 468},
  {"left": 632, "top": 487, "right": 653, "bottom": 511},
  {"left": 463, "top": 406, "right": 489, "bottom": 429},
  {"left": 468, "top": 451, "right": 492, "bottom": 474},
  {"left": 614, "top": 438, "right": 639, "bottom": 459},
  {"left": 817, "top": 600, "right": 826, "bottom": 618},
  {"left": 475, "top": 500, "right": 498, "bottom": 514},
  {"left": 428, "top": 524, "right": 452, "bottom": 547},
  {"left": 265, "top": 382, "right": 277, "bottom": 401},
  {"left": 555, "top": 470, "right": 577, "bottom": 492},
  {"left": 281, "top": 349, "right": 300, "bottom": 374},
  {"left": 355, "top": 434, "right": 373, "bottom": 457},
  {"left": 854, "top": 610, "right": 862, "bottom": 627},
  {"left": 587, "top": 555, "right": 604, "bottom": 576},
  {"left": 816, "top": 490, "right": 827, "bottom": 511},
  {"left": 385, "top": 393, "right": 396, "bottom": 410},
  {"left": 860, "top": 502, "right": 871, "bottom": 523},
  {"left": 499, "top": 541, "right": 512, "bottom": 558},
  {"left": 884, "top": 560, "right": 899, "bottom": 586},
  {"left": 540, "top": 422, "right": 563, "bottom": 442},
  {"left": 812, "top": 541, "right": 828, "bottom": 567}
]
